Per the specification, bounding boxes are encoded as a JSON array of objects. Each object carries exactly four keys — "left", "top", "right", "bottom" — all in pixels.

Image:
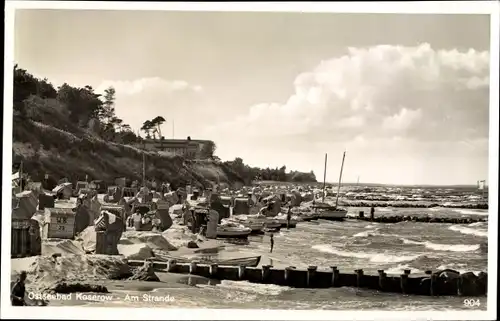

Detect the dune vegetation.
[{"left": 12, "top": 66, "right": 316, "bottom": 188}]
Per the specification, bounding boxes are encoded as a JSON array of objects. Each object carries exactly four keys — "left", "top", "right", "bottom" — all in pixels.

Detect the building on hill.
[{"left": 137, "top": 138, "right": 215, "bottom": 159}]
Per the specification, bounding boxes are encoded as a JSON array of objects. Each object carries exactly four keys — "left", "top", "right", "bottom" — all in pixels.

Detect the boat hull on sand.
[
  {"left": 277, "top": 219, "right": 298, "bottom": 228},
  {"left": 302, "top": 215, "right": 319, "bottom": 221},
  {"left": 264, "top": 221, "right": 281, "bottom": 229},
  {"left": 152, "top": 254, "right": 261, "bottom": 267},
  {"left": 217, "top": 228, "right": 252, "bottom": 239},
  {"left": 317, "top": 209, "right": 348, "bottom": 220},
  {"left": 226, "top": 219, "right": 264, "bottom": 234},
  {"left": 240, "top": 222, "right": 265, "bottom": 234}
]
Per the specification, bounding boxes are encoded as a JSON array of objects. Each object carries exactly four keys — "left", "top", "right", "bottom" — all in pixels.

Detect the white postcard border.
[{"left": 2, "top": 1, "right": 499, "bottom": 320}]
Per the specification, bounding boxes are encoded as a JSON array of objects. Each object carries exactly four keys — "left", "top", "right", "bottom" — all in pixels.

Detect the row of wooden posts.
[{"left": 128, "top": 260, "right": 486, "bottom": 296}]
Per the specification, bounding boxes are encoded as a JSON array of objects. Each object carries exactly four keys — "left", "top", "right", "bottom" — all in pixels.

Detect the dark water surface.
[{"left": 77, "top": 206, "right": 488, "bottom": 310}]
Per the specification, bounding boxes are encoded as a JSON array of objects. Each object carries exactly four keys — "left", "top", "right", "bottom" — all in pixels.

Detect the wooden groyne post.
[{"left": 127, "top": 260, "right": 488, "bottom": 297}]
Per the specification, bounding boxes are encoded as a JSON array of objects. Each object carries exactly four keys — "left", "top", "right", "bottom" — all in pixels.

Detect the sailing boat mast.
[
  {"left": 322, "top": 153, "right": 328, "bottom": 203},
  {"left": 335, "top": 151, "right": 346, "bottom": 208}
]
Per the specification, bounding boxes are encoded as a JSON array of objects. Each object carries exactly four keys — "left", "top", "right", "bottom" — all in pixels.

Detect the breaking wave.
[
  {"left": 452, "top": 209, "right": 489, "bottom": 216},
  {"left": 216, "top": 280, "right": 290, "bottom": 296},
  {"left": 311, "top": 245, "right": 420, "bottom": 263},
  {"left": 468, "top": 222, "right": 487, "bottom": 227},
  {"left": 401, "top": 238, "right": 480, "bottom": 252},
  {"left": 352, "top": 230, "right": 378, "bottom": 237},
  {"left": 384, "top": 264, "right": 423, "bottom": 275},
  {"left": 448, "top": 225, "right": 488, "bottom": 237}
]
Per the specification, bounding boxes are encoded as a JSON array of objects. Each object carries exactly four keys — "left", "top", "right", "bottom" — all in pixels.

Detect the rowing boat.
[{"left": 153, "top": 253, "right": 261, "bottom": 267}]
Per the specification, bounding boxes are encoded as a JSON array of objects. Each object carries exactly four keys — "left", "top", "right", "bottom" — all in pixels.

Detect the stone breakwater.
[
  {"left": 341, "top": 201, "right": 488, "bottom": 209},
  {"left": 355, "top": 216, "right": 487, "bottom": 224},
  {"left": 127, "top": 260, "right": 487, "bottom": 297}
]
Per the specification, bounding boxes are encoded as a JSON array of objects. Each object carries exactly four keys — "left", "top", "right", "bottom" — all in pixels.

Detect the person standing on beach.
[
  {"left": 286, "top": 206, "right": 292, "bottom": 229},
  {"left": 269, "top": 233, "right": 274, "bottom": 253},
  {"left": 370, "top": 206, "right": 375, "bottom": 221},
  {"left": 11, "top": 271, "right": 27, "bottom": 306}
]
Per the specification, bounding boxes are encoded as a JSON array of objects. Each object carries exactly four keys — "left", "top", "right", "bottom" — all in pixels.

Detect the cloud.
[
  {"left": 97, "top": 77, "right": 203, "bottom": 96},
  {"left": 206, "top": 43, "right": 490, "bottom": 147},
  {"left": 96, "top": 77, "right": 204, "bottom": 134}
]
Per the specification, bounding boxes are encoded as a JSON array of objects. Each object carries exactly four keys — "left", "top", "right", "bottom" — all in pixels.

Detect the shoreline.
[{"left": 339, "top": 201, "right": 488, "bottom": 209}]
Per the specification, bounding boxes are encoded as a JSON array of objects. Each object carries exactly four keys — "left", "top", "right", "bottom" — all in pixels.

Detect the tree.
[
  {"left": 14, "top": 64, "right": 57, "bottom": 118},
  {"left": 151, "top": 116, "right": 166, "bottom": 139},
  {"left": 38, "top": 78, "right": 58, "bottom": 99},
  {"left": 110, "top": 116, "right": 123, "bottom": 132},
  {"left": 200, "top": 140, "right": 217, "bottom": 159},
  {"left": 13, "top": 65, "right": 143, "bottom": 145},
  {"left": 278, "top": 165, "right": 287, "bottom": 181},
  {"left": 141, "top": 120, "right": 153, "bottom": 139},
  {"left": 57, "top": 83, "right": 103, "bottom": 126},
  {"left": 101, "top": 87, "right": 116, "bottom": 124},
  {"left": 121, "top": 131, "right": 140, "bottom": 145}
]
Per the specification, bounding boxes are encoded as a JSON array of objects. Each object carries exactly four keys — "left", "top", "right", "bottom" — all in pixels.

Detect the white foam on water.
[
  {"left": 401, "top": 238, "right": 480, "bottom": 252},
  {"left": 384, "top": 264, "right": 423, "bottom": 275},
  {"left": 448, "top": 225, "right": 488, "bottom": 237},
  {"left": 401, "top": 238, "right": 421, "bottom": 245},
  {"left": 311, "top": 244, "right": 420, "bottom": 263},
  {"left": 452, "top": 209, "right": 489, "bottom": 216},
  {"left": 428, "top": 207, "right": 440, "bottom": 212},
  {"left": 216, "top": 280, "right": 290, "bottom": 296},
  {"left": 469, "top": 221, "right": 487, "bottom": 227},
  {"left": 377, "top": 208, "right": 393, "bottom": 212},
  {"left": 424, "top": 242, "right": 480, "bottom": 252},
  {"left": 352, "top": 230, "right": 378, "bottom": 238},
  {"left": 364, "top": 224, "right": 379, "bottom": 229}
]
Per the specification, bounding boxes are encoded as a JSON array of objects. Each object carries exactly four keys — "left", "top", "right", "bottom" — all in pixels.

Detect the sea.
[{"left": 73, "top": 204, "right": 489, "bottom": 311}]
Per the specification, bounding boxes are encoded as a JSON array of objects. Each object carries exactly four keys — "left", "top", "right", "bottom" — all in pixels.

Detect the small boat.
[
  {"left": 313, "top": 205, "right": 348, "bottom": 221},
  {"left": 301, "top": 213, "right": 319, "bottom": 221},
  {"left": 315, "top": 151, "right": 348, "bottom": 221},
  {"left": 154, "top": 253, "right": 262, "bottom": 267},
  {"left": 242, "top": 221, "right": 265, "bottom": 234},
  {"left": 274, "top": 215, "right": 298, "bottom": 228},
  {"left": 225, "top": 215, "right": 265, "bottom": 234},
  {"left": 229, "top": 214, "right": 278, "bottom": 232},
  {"left": 280, "top": 220, "right": 297, "bottom": 228},
  {"left": 217, "top": 220, "right": 252, "bottom": 239},
  {"left": 264, "top": 219, "right": 281, "bottom": 229},
  {"left": 217, "top": 226, "right": 252, "bottom": 239}
]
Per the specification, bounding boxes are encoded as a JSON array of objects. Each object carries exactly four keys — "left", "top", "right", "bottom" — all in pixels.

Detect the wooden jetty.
[{"left": 128, "top": 260, "right": 487, "bottom": 297}]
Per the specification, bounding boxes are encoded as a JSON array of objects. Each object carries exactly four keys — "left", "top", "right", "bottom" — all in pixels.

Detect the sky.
[{"left": 13, "top": 9, "right": 491, "bottom": 185}]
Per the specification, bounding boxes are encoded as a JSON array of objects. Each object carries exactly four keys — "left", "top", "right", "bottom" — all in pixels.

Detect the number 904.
[{"left": 463, "top": 299, "right": 481, "bottom": 307}]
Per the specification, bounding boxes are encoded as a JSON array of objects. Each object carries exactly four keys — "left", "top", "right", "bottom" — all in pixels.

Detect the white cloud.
[
  {"left": 201, "top": 43, "right": 489, "bottom": 184},
  {"left": 382, "top": 108, "right": 422, "bottom": 132},
  {"left": 206, "top": 43, "right": 489, "bottom": 146},
  {"left": 97, "top": 77, "right": 202, "bottom": 96}
]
